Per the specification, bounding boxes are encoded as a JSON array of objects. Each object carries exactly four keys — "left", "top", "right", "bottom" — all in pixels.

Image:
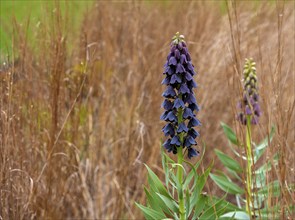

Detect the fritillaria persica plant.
[{"left": 136, "top": 33, "right": 238, "bottom": 220}]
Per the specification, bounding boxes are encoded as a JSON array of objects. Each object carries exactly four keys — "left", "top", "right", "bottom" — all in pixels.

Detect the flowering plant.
[{"left": 136, "top": 33, "right": 238, "bottom": 220}]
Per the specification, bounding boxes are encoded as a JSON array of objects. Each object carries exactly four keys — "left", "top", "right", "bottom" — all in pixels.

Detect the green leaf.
[
  {"left": 221, "top": 122, "right": 238, "bottom": 146},
  {"left": 183, "top": 144, "right": 206, "bottom": 189},
  {"left": 144, "top": 187, "right": 172, "bottom": 216},
  {"left": 189, "top": 163, "right": 212, "bottom": 215},
  {"left": 219, "top": 211, "right": 250, "bottom": 220},
  {"left": 145, "top": 164, "right": 172, "bottom": 199},
  {"left": 254, "top": 126, "right": 275, "bottom": 163},
  {"left": 199, "top": 196, "right": 228, "bottom": 220},
  {"left": 215, "top": 149, "right": 243, "bottom": 173},
  {"left": 144, "top": 187, "right": 166, "bottom": 214},
  {"left": 185, "top": 190, "right": 190, "bottom": 219},
  {"left": 191, "top": 194, "right": 207, "bottom": 220},
  {"left": 156, "top": 193, "right": 179, "bottom": 213},
  {"left": 135, "top": 202, "right": 166, "bottom": 220},
  {"left": 210, "top": 173, "right": 244, "bottom": 195}
]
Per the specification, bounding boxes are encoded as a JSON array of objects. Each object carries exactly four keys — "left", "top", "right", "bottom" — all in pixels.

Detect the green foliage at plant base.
[
  {"left": 136, "top": 146, "right": 242, "bottom": 220},
  {"left": 211, "top": 123, "right": 294, "bottom": 219}
]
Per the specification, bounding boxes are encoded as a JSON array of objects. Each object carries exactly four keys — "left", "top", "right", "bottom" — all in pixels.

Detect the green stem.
[
  {"left": 177, "top": 147, "right": 185, "bottom": 220},
  {"left": 246, "top": 116, "right": 253, "bottom": 218},
  {"left": 177, "top": 106, "right": 185, "bottom": 220}
]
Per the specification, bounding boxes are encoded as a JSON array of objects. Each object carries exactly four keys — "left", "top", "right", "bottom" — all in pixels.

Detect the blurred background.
[{"left": 0, "top": 0, "right": 294, "bottom": 219}]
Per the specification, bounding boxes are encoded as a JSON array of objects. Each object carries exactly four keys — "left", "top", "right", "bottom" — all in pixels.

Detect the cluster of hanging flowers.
[
  {"left": 237, "top": 58, "right": 261, "bottom": 125},
  {"left": 160, "top": 32, "right": 200, "bottom": 159}
]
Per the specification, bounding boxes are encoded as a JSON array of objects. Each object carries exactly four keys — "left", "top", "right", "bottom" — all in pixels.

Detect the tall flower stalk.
[
  {"left": 161, "top": 32, "right": 200, "bottom": 219},
  {"left": 237, "top": 58, "right": 261, "bottom": 216},
  {"left": 137, "top": 33, "right": 231, "bottom": 220}
]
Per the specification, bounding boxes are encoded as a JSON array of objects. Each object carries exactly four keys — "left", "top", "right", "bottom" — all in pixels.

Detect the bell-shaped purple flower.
[
  {"left": 162, "top": 123, "right": 175, "bottom": 137},
  {"left": 162, "top": 85, "right": 176, "bottom": 98},
  {"left": 177, "top": 122, "right": 188, "bottom": 133},
  {"left": 188, "top": 147, "right": 199, "bottom": 159},
  {"left": 173, "top": 98, "right": 185, "bottom": 109}
]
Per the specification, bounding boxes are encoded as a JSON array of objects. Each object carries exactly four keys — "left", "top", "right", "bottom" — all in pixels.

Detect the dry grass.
[{"left": 0, "top": 1, "right": 294, "bottom": 219}]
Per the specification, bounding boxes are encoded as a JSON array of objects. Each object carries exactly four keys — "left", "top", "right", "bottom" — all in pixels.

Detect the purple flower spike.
[
  {"left": 237, "top": 58, "right": 261, "bottom": 125},
  {"left": 161, "top": 32, "right": 201, "bottom": 159}
]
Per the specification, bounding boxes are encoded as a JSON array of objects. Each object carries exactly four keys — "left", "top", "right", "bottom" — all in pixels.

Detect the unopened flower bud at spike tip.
[
  {"left": 237, "top": 58, "right": 261, "bottom": 125},
  {"left": 161, "top": 33, "right": 200, "bottom": 159}
]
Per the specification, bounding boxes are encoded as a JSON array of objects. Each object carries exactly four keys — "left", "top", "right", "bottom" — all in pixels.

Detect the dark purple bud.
[
  {"left": 188, "top": 117, "right": 201, "bottom": 128},
  {"left": 162, "top": 99, "right": 173, "bottom": 110},
  {"left": 188, "top": 147, "right": 199, "bottom": 159},
  {"left": 177, "top": 42, "right": 183, "bottom": 50},
  {"left": 245, "top": 105, "right": 252, "bottom": 115},
  {"left": 170, "top": 74, "right": 182, "bottom": 84},
  {"left": 254, "top": 103, "right": 261, "bottom": 117},
  {"left": 177, "top": 122, "right": 188, "bottom": 133},
  {"left": 179, "top": 84, "right": 190, "bottom": 94},
  {"left": 168, "top": 56, "right": 177, "bottom": 66},
  {"left": 163, "top": 86, "right": 176, "bottom": 98},
  {"left": 170, "top": 45, "right": 176, "bottom": 53},
  {"left": 176, "top": 63, "right": 185, "bottom": 74},
  {"left": 171, "top": 135, "right": 181, "bottom": 146},
  {"left": 162, "top": 123, "right": 175, "bottom": 137},
  {"left": 180, "top": 54, "right": 187, "bottom": 64},
  {"left": 173, "top": 98, "right": 185, "bottom": 109},
  {"left": 253, "top": 93, "right": 259, "bottom": 101},
  {"left": 174, "top": 49, "right": 180, "bottom": 59},
  {"left": 183, "top": 107, "right": 194, "bottom": 119}
]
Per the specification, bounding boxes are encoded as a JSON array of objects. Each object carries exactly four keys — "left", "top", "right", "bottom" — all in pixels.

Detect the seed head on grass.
[
  {"left": 161, "top": 32, "right": 200, "bottom": 159},
  {"left": 237, "top": 58, "right": 261, "bottom": 125}
]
